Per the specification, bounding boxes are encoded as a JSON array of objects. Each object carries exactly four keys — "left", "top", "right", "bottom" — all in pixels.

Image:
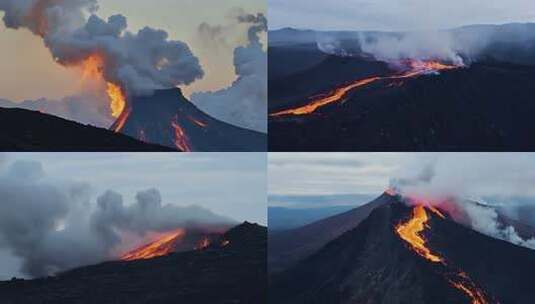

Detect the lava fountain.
[{"left": 80, "top": 54, "right": 127, "bottom": 119}]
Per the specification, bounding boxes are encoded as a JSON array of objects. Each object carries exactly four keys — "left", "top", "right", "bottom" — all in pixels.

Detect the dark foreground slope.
[
  {"left": 269, "top": 194, "right": 389, "bottom": 273},
  {"left": 0, "top": 107, "right": 171, "bottom": 151},
  {"left": 0, "top": 222, "right": 267, "bottom": 304},
  {"left": 270, "top": 61, "right": 535, "bottom": 151},
  {"left": 113, "top": 88, "right": 267, "bottom": 152},
  {"left": 270, "top": 198, "right": 535, "bottom": 304}
]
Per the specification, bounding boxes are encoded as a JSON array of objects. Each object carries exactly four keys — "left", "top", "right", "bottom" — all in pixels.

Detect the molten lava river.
[
  {"left": 270, "top": 60, "right": 460, "bottom": 117},
  {"left": 396, "top": 205, "right": 490, "bottom": 304},
  {"left": 121, "top": 229, "right": 185, "bottom": 261}
]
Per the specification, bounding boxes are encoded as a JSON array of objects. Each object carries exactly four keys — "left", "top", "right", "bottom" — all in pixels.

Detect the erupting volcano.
[
  {"left": 269, "top": 192, "right": 535, "bottom": 304},
  {"left": 269, "top": 26, "right": 535, "bottom": 151},
  {"left": 270, "top": 60, "right": 460, "bottom": 117},
  {"left": 109, "top": 88, "right": 266, "bottom": 152}
]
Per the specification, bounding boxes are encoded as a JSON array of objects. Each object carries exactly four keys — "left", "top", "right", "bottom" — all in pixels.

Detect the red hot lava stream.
[
  {"left": 120, "top": 229, "right": 185, "bottom": 261},
  {"left": 396, "top": 205, "right": 490, "bottom": 304},
  {"left": 270, "top": 60, "right": 460, "bottom": 117}
]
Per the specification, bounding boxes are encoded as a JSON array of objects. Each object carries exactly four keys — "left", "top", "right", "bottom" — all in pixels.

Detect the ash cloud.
[
  {"left": 0, "top": 158, "right": 233, "bottom": 278},
  {"left": 191, "top": 12, "right": 267, "bottom": 133},
  {"left": 0, "top": 0, "right": 204, "bottom": 96}
]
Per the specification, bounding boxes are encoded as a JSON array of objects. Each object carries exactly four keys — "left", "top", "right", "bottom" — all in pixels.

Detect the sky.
[
  {"left": 0, "top": 0, "right": 265, "bottom": 101},
  {"left": 269, "top": 153, "right": 535, "bottom": 201},
  {"left": 269, "top": 0, "right": 535, "bottom": 31},
  {"left": 2, "top": 152, "right": 267, "bottom": 224}
]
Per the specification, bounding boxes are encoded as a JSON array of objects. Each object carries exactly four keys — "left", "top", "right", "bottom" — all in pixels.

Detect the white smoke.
[
  {"left": 463, "top": 201, "right": 535, "bottom": 250},
  {"left": 0, "top": 0, "right": 204, "bottom": 96},
  {"left": 392, "top": 160, "right": 535, "bottom": 251},
  {"left": 0, "top": 158, "right": 233, "bottom": 278},
  {"left": 191, "top": 13, "right": 267, "bottom": 133},
  {"left": 357, "top": 31, "right": 465, "bottom": 65}
]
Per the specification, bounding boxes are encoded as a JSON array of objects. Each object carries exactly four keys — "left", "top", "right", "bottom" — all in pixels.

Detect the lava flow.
[
  {"left": 81, "top": 54, "right": 127, "bottom": 118},
  {"left": 396, "top": 205, "right": 490, "bottom": 304},
  {"left": 121, "top": 229, "right": 185, "bottom": 261},
  {"left": 172, "top": 115, "right": 193, "bottom": 152},
  {"left": 270, "top": 60, "right": 459, "bottom": 117}
]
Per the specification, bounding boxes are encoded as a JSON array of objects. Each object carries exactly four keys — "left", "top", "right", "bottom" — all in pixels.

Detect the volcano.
[
  {"left": 268, "top": 27, "right": 535, "bottom": 151},
  {"left": 111, "top": 88, "right": 267, "bottom": 152},
  {"left": 0, "top": 222, "right": 267, "bottom": 304},
  {"left": 269, "top": 193, "right": 535, "bottom": 304}
]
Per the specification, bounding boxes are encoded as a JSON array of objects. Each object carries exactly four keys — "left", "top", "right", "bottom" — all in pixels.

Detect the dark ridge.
[
  {"left": 0, "top": 107, "right": 172, "bottom": 151},
  {"left": 268, "top": 193, "right": 390, "bottom": 273},
  {"left": 0, "top": 222, "right": 267, "bottom": 304}
]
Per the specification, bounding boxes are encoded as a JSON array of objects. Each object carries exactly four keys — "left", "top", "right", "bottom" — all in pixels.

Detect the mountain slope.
[
  {"left": 269, "top": 61, "right": 535, "bottom": 151},
  {"left": 270, "top": 197, "right": 535, "bottom": 304},
  {"left": 0, "top": 222, "right": 267, "bottom": 304},
  {"left": 113, "top": 88, "right": 267, "bottom": 152},
  {"left": 0, "top": 107, "right": 171, "bottom": 151},
  {"left": 269, "top": 194, "right": 390, "bottom": 273}
]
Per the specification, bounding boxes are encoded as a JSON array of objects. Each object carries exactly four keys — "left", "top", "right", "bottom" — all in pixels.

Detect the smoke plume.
[
  {"left": 0, "top": 0, "right": 204, "bottom": 96},
  {"left": 392, "top": 159, "right": 535, "bottom": 250},
  {"left": 191, "top": 12, "right": 267, "bottom": 133},
  {"left": 0, "top": 158, "right": 233, "bottom": 278}
]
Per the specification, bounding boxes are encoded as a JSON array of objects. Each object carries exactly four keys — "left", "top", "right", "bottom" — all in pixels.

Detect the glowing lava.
[
  {"left": 121, "top": 229, "right": 185, "bottom": 261},
  {"left": 270, "top": 77, "right": 379, "bottom": 116},
  {"left": 270, "top": 60, "right": 460, "bottom": 117},
  {"left": 172, "top": 116, "right": 193, "bottom": 152},
  {"left": 396, "top": 205, "right": 490, "bottom": 304},
  {"left": 396, "top": 205, "right": 443, "bottom": 263},
  {"left": 80, "top": 54, "right": 126, "bottom": 118}
]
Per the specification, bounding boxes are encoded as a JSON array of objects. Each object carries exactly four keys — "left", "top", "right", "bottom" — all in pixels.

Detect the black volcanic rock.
[
  {"left": 270, "top": 196, "right": 535, "bottom": 304},
  {"left": 269, "top": 194, "right": 389, "bottom": 273},
  {"left": 113, "top": 88, "right": 267, "bottom": 152},
  {"left": 0, "top": 222, "right": 267, "bottom": 304},
  {"left": 269, "top": 54, "right": 535, "bottom": 151},
  {"left": 0, "top": 107, "right": 171, "bottom": 151}
]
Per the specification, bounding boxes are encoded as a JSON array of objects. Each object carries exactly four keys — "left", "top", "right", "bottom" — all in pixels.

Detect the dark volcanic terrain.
[
  {"left": 114, "top": 88, "right": 267, "bottom": 152},
  {"left": 0, "top": 222, "right": 267, "bottom": 304},
  {"left": 269, "top": 195, "right": 535, "bottom": 304},
  {"left": 0, "top": 107, "right": 171, "bottom": 151},
  {"left": 269, "top": 24, "right": 535, "bottom": 151}
]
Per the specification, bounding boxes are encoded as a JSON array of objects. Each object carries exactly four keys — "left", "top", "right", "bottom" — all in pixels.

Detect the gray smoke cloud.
[
  {"left": 191, "top": 13, "right": 267, "bottom": 133},
  {"left": 392, "top": 160, "right": 535, "bottom": 251},
  {"left": 0, "top": 158, "right": 233, "bottom": 278},
  {"left": 0, "top": 0, "right": 204, "bottom": 96}
]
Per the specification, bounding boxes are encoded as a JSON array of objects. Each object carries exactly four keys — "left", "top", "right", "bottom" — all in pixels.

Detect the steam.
[
  {"left": 311, "top": 23, "right": 535, "bottom": 67},
  {"left": 191, "top": 13, "right": 267, "bottom": 133},
  {"left": 0, "top": 0, "right": 204, "bottom": 96},
  {"left": 0, "top": 158, "right": 233, "bottom": 278},
  {"left": 391, "top": 161, "right": 535, "bottom": 250},
  {"left": 357, "top": 31, "right": 465, "bottom": 65}
]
